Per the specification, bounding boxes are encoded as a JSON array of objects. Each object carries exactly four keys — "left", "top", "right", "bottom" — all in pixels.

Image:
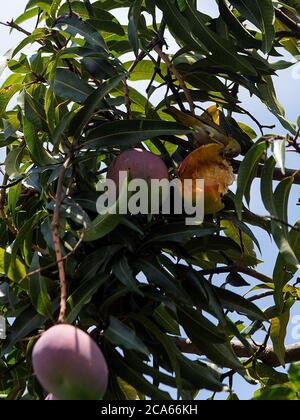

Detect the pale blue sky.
[{"left": 1, "top": 0, "right": 300, "bottom": 400}]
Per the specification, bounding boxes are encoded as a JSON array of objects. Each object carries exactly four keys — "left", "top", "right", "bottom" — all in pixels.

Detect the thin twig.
[
  {"left": 123, "top": 78, "right": 132, "bottom": 120},
  {"left": 0, "top": 178, "right": 24, "bottom": 190},
  {"left": 51, "top": 157, "right": 71, "bottom": 324},
  {"left": 248, "top": 291, "right": 274, "bottom": 302},
  {"left": 66, "top": 0, "right": 73, "bottom": 15},
  {"left": 23, "top": 230, "right": 85, "bottom": 282},
  {"left": 0, "top": 20, "right": 31, "bottom": 37},
  {"left": 154, "top": 45, "right": 195, "bottom": 115}
]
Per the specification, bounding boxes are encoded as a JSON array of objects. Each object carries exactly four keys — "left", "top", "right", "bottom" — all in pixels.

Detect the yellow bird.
[{"left": 164, "top": 106, "right": 241, "bottom": 158}]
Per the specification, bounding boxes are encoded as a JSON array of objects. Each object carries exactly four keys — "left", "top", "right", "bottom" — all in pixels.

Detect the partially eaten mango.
[{"left": 179, "top": 144, "right": 235, "bottom": 215}]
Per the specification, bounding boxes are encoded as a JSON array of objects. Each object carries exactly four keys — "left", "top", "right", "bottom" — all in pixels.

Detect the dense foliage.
[{"left": 0, "top": 0, "right": 300, "bottom": 400}]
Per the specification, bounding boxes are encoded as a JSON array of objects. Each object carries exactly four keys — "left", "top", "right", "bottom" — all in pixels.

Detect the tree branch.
[
  {"left": 233, "top": 160, "right": 300, "bottom": 185},
  {"left": 154, "top": 45, "right": 195, "bottom": 115},
  {"left": 51, "top": 157, "right": 71, "bottom": 324},
  {"left": 175, "top": 337, "right": 300, "bottom": 368},
  {"left": 200, "top": 266, "right": 273, "bottom": 284}
]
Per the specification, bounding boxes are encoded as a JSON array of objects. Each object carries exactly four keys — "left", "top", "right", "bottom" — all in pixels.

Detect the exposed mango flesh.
[{"left": 179, "top": 144, "right": 235, "bottom": 215}]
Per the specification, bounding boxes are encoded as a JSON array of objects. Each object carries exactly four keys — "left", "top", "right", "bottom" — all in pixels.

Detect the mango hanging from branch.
[{"left": 179, "top": 144, "right": 235, "bottom": 215}]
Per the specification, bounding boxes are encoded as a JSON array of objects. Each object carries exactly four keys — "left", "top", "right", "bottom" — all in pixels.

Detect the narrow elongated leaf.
[
  {"left": 109, "top": 348, "right": 171, "bottom": 400},
  {"left": 154, "top": 0, "right": 209, "bottom": 54},
  {"left": 65, "top": 272, "right": 109, "bottom": 323},
  {"left": 182, "top": 0, "right": 257, "bottom": 75},
  {"left": 113, "top": 255, "right": 142, "bottom": 295},
  {"left": 178, "top": 307, "right": 227, "bottom": 344},
  {"left": 213, "top": 286, "right": 267, "bottom": 321},
  {"left": 54, "top": 68, "right": 94, "bottom": 103},
  {"left": 228, "top": 0, "right": 275, "bottom": 53},
  {"left": 0, "top": 308, "right": 47, "bottom": 358},
  {"left": 83, "top": 175, "right": 129, "bottom": 242},
  {"left": 270, "top": 310, "right": 290, "bottom": 366},
  {"left": 85, "top": 120, "right": 190, "bottom": 149},
  {"left": 0, "top": 248, "right": 26, "bottom": 284},
  {"left": 180, "top": 310, "right": 243, "bottom": 370},
  {"left": 55, "top": 14, "right": 107, "bottom": 50},
  {"left": 133, "top": 315, "right": 184, "bottom": 396},
  {"left": 145, "top": 223, "right": 219, "bottom": 244},
  {"left": 235, "top": 142, "right": 266, "bottom": 219},
  {"left": 29, "top": 253, "right": 52, "bottom": 318},
  {"left": 0, "top": 84, "right": 23, "bottom": 117},
  {"left": 105, "top": 317, "right": 149, "bottom": 355},
  {"left": 23, "top": 117, "right": 55, "bottom": 166},
  {"left": 128, "top": 0, "right": 142, "bottom": 57},
  {"left": 70, "top": 73, "right": 125, "bottom": 138}
]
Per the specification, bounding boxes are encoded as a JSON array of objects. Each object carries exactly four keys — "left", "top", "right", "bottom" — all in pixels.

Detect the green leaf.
[
  {"left": 178, "top": 354, "right": 223, "bottom": 392},
  {"left": 124, "top": 61, "right": 167, "bottom": 82},
  {"left": 11, "top": 210, "right": 48, "bottom": 264},
  {"left": 55, "top": 14, "right": 108, "bottom": 51},
  {"left": 228, "top": 0, "right": 275, "bottom": 53},
  {"left": 24, "top": 92, "right": 48, "bottom": 132},
  {"left": 261, "top": 156, "right": 277, "bottom": 215},
  {"left": 179, "top": 308, "right": 243, "bottom": 370},
  {"left": 108, "top": 347, "right": 171, "bottom": 400},
  {"left": 261, "top": 159, "right": 298, "bottom": 270},
  {"left": 128, "top": 0, "right": 142, "bottom": 57},
  {"left": 83, "top": 213, "right": 121, "bottom": 242},
  {"left": 273, "top": 221, "right": 300, "bottom": 292},
  {"left": 153, "top": 305, "right": 180, "bottom": 335},
  {"left": 270, "top": 310, "right": 290, "bottom": 366},
  {"left": 0, "top": 307, "right": 47, "bottom": 358},
  {"left": 5, "top": 147, "right": 24, "bottom": 177},
  {"left": 0, "top": 248, "right": 26, "bottom": 284},
  {"left": 105, "top": 316, "right": 149, "bottom": 355},
  {"left": 235, "top": 142, "right": 266, "bottom": 219},
  {"left": 113, "top": 255, "right": 142, "bottom": 295},
  {"left": 29, "top": 253, "right": 52, "bottom": 318},
  {"left": 145, "top": 223, "right": 219, "bottom": 244},
  {"left": 181, "top": 0, "right": 257, "bottom": 75},
  {"left": 218, "top": 0, "right": 261, "bottom": 49},
  {"left": 0, "top": 84, "right": 23, "bottom": 117},
  {"left": 178, "top": 306, "right": 227, "bottom": 344},
  {"left": 23, "top": 117, "right": 55, "bottom": 166},
  {"left": 83, "top": 174, "right": 129, "bottom": 242},
  {"left": 258, "top": 75, "right": 296, "bottom": 133},
  {"left": 213, "top": 286, "right": 267, "bottom": 321},
  {"left": 136, "top": 257, "right": 185, "bottom": 299},
  {"left": 133, "top": 314, "right": 184, "bottom": 396},
  {"left": 65, "top": 272, "right": 109, "bottom": 323},
  {"left": 53, "top": 68, "right": 94, "bottom": 103},
  {"left": 272, "top": 139, "right": 286, "bottom": 175},
  {"left": 154, "top": 0, "right": 208, "bottom": 54},
  {"left": 69, "top": 73, "right": 125, "bottom": 138},
  {"left": 84, "top": 120, "right": 190, "bottom": 149}
]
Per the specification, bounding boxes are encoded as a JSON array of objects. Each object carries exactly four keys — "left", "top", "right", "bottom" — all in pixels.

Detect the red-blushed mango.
[
  {"left": 179, "top": 144, "right": 235, "bottom": 215},
  {"left": 32, "top": 325, "right": 108, "bottom": 400},
  {"left": 45, "top": 394, "right": 58, "bottom": 400},
  {"left": 107, "top": 148, "right": 169, "bottom": 190}
]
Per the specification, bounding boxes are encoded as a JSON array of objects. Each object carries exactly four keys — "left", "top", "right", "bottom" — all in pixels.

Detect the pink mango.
[{"left": 33, "top": 325, "right": 108, "bottom": 400}]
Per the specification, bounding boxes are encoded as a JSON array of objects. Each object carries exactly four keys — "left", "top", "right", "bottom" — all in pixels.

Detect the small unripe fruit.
[
  {"left": 32, "top": 325, "right": 108, "bottom": 401},
  {"left": 107, "top": 148, "right": 169, "bottom": 189}
]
